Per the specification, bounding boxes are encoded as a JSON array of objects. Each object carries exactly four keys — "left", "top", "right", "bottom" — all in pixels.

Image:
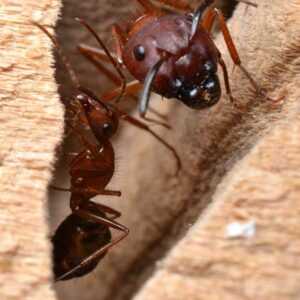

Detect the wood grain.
[
  {"left": 2, "top": 0, "right": 299, "bottom": 300},
  {"left": 0, "top": 1, "right": 63, "bottom": 299}
]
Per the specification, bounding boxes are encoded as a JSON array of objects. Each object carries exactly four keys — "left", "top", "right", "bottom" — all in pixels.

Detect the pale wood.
[
  {"left": 8, "top": 0, "right": 297, "bottom": 300},
  {"left": 0, "top": 1, "right": 63, "bottom": 300}
]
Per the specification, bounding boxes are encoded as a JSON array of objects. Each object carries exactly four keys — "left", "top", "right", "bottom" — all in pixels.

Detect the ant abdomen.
[{"left": 52, "top": 209, "right": 111, "bottom": 280}]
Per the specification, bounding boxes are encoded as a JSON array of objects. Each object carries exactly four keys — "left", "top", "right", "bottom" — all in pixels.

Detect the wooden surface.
[
  {"left": 1, "top": 0, "right": 300, "bottom": 300},
  {"left": 132, "top": 1, "right": 300, "bottom": 300},
  {"left": 0, "top": 1, "right": 62, "bottom": 300}
]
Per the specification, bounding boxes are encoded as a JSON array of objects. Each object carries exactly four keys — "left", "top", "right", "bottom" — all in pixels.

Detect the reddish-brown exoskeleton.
[
  {"left": 75, "top": 18, "right": 181, "bottom": 173},
  {"left": 35, "top": 23, "right": 128, "bottom": 281},
  {"left": 78, "top": 0, "right": 279, "bottom": 117},
  {"left": 51, "top": 97, "right": 128, "bottom": 281},
  {"left": 34, "top": 21, "right": 181, "bottom": 281}
]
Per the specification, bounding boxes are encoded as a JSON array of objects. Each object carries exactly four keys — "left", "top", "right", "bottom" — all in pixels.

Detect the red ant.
[
  {"left": 35, "top": 23, "right": 128, "bottom": 281},
  {"left": 34, "top": 19, "right": 181, "bottom": 281},
  {"left": 78, "top": 0, "right": 280, "bottom": 117}
]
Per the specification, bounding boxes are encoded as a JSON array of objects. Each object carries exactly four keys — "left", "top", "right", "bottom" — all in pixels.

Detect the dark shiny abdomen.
[{"left": 52, "top": 212, "right": 111, "bottom": 280}]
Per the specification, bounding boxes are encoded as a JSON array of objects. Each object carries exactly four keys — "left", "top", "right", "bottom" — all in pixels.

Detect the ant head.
[
  {"left": 123, "top": 14, "right": 222, "bottom": 111},
  {"left": 76, "top": 91, "right": 119, "bottom": 141}
]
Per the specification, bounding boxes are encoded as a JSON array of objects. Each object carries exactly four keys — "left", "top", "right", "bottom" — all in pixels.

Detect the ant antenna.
[
  {"left": 32, "top": 21, "right": 81, "bottom": 89},
  {"left": 34, "top": 21, "right": 115, "bottom": 112},
  {"left": 75, "top": 18, "right": 126, "bottom": 103},
  {"left": 139, "top": 56, "right": 166, "bottom": 117}
]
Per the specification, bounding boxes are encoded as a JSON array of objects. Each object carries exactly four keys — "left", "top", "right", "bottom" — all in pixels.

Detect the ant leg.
[
  {"left": 102, "top": 80, "right": 142, "bottom": 102},
  {"left": 78, "top": 45, "right": 122, "bottom": 85},
  {"left": 57, "top": 205, "right": 129, "bottom": 281},
  {"left": 78, "top": 48, "right": 170, "bottom": 128},
  {"left": 201, "top": 7, "right": 216, "bottom": 32},
  {"left": 50, "top": 185, "right": 71, "bottom": 192},
  {"left": 112, "top": 24, "right": 127, "bottom": 65},
  {"left": 115, "top": 108, "right": 181, "bottom": 175},
  {"left": 157, "top": 0, "right": 255, "bottom": 11},
  {"left": 125, "top": 94, "right": 171, "bottom": 129},
  {"left": 103, "top": 80, "right": 173, "bottom": 125},
  {"left": 154, "top": 0, "right": 192, "bottom": 11},
  {"left": 76, "top": 18, "right": 126, "bottom": 103},
  {"left": 78, "top": 45, "right": 137, "bottom": 112},
  {"left": 83, "top": 200, "right": 122, "bottom": 220},
  {"left": 50, "top": 185, "right": 121, "bottom": 197},
  {"left": 100, "top": 190, "right": 121, "bottom": 197},
  {"left": 218, "top": 56, "right": 246, "bottom": 110},
  {"left": 141, "top": 115, "right": 171, "bottom": 130},
  {"left": 190, "top": 0, "right": 214, "bottom": 39},
  {"left": 136, "top": 0, "right": 161, "bottom": 14},
  {"left": 218, "top": 57, "right": 234, "bottom": 103},
  {"left": 80, "top": 188, "right": 121, "bottom": 197},
  {"left": 78, "top": 45, "right": 135, "bottom": 105},
  {"left": 212, "top": 8, "right": 280, "bottom": 103},
  {"left": 236, "top": 0, "right": 257, "bottom": 7},
  {"left": 78, "top": 45, "right": 136, "bottom": 106},
  {"left": 77, "top": 21, "right": 171, "bottom": 126},
  {"left": 77, "top": 45, "right": 170, "bottom": 128},
  {"left": 78, "top": 44, "right": 118, "bottom": 64},
  {"left": 129, "top": 95, "right": 170, "bottom": 123}
]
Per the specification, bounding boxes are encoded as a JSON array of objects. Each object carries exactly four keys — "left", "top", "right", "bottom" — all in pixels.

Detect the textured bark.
[
  {"left": 0, "top": 1, "right": 63, "bottom": 300},
  {"left": 2, "top": 0, "right": 299, "bottom": 300}
]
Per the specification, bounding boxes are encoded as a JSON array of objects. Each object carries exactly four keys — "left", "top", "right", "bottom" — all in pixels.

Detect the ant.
[
  {"left": 35, "top": 23, "right": 128, "bottom": 281},
  {"left": 34, "top": 18, "right": 181, "bottom": 281},
  {"left": 78, "top": 0, "right": 280, "bottom": 117}
]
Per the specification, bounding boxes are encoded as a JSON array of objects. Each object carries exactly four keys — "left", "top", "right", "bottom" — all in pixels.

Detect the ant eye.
[
  {"left": 102, "top": 123, "right": 113, "bottom": 136},
  {"left": 133, "top": 45, "right": 146, "bottom": 61}
]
